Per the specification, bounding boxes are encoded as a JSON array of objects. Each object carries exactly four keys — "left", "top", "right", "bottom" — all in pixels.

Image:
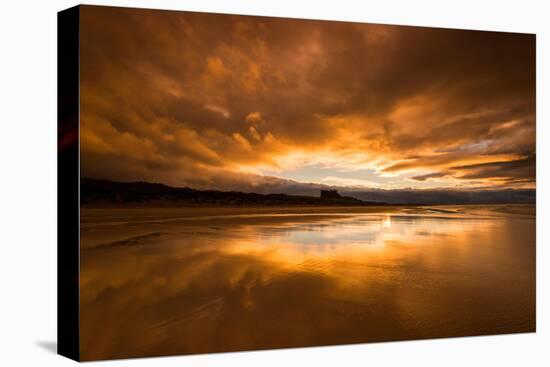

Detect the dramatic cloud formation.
[{"left": 80, "top": 6, "right": 535, "bottom": 193}]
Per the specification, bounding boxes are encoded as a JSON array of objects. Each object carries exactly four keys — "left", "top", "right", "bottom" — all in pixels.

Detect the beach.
[{"left": 80, "top": 204, "right": 535, "bottom": 360}]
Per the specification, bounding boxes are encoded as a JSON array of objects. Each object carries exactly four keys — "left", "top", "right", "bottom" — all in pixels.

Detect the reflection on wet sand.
[{"left": 80, "top": 205, "right": 535, "bottom": 360}]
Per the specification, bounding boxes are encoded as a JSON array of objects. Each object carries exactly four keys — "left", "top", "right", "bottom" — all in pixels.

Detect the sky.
[{"left": 80, "top": 6, "right": 535, "bottom": 194}]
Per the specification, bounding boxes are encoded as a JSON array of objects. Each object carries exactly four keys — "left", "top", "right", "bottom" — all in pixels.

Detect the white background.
[{"left": 0, "top": 0, "right": 548, "bottom": 365}]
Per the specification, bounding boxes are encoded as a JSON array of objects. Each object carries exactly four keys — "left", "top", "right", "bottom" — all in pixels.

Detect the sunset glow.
[{"left": 80, "top": 6, "right": 535, "bottom": 193}]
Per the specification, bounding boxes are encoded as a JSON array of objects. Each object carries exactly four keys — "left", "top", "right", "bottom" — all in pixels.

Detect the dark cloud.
[
  {"left": 410, "top": 172, "right": 449, "bottom": 182},
  {"left": 79, "top": 5, "right": 536, "bottom": 191},
  {"left": 452, "top": 155, "right": 536, "bottom": 181}
]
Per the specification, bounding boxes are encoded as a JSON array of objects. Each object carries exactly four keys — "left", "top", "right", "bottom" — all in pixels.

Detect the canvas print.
[{"left": 59, "top": 5, "right": 536, "bottom": 361}]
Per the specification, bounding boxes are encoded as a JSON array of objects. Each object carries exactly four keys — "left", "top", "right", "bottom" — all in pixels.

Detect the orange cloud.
[{"left": 79, "top": 6, "right": 535, "bottom": 192}]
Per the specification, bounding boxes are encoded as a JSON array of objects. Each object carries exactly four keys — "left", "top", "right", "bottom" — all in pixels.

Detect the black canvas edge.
[{"left": 58, "top": 4, "right": 80, "bottom": 362}]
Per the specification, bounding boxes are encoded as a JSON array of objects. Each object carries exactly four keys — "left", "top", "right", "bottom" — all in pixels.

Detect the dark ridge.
[
  {"left": 343, "top": 188, "right": 536, "bottom": 205},
  {"left": 81, "top": 178, "right": 382, "bottom": 206}
]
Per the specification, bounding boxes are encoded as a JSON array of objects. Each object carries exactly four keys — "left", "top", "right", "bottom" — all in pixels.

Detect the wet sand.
[{"left": 80, "top": 204, "right": 535, "bottom": 360}]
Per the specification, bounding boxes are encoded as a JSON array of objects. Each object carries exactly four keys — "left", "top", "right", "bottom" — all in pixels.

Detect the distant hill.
[
  {"left": 81, "top": 178, "right": 381, "bottom": 206},
  {"left": 343, "top": 188, "right": 536, "bottom": 205}
]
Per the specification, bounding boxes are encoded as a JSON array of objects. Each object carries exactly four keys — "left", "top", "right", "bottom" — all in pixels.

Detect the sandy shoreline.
[
  {"left": 81, "top": 203, "right": 534, "bottom": 224},
  {"left": 80, "top": 204, "right": 534, "bottom": 249},
  {"left": 79, "top": 203, "right": 535, "bottom": 359}
]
